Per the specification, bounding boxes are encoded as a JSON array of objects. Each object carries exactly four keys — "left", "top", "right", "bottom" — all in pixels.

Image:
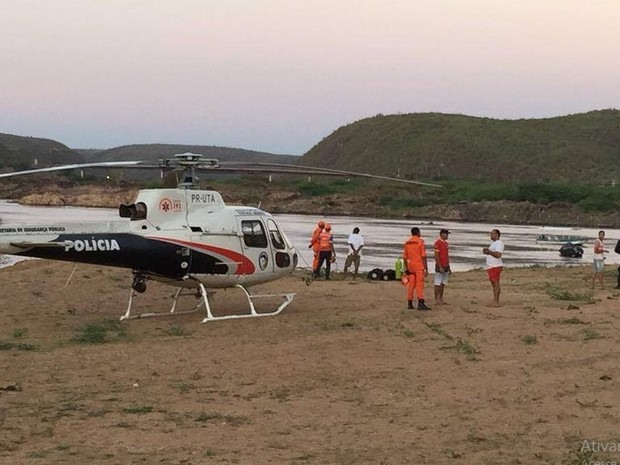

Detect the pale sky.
[{"left": 0, "top": 0, "right": 618, "bottom": 155}]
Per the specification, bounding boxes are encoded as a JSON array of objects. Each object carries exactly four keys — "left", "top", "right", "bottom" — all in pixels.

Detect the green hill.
[
  {"left": 3, "top": 110, "right": 619, "bottom": 186},
  {"left": 91, "top": 144, "right": 297, "bottom": 164},
  {"left": 0, "top": 134, "right": 83, "bottom": 171},
  {"left": 0, "top": 137, "right": 298, "bottom": 171},
  {"left": 80, "top": 144, "right": 298, "bottom": 182},
  {"left": 300, "top": 110, "right": 620, "bottom": 184}
]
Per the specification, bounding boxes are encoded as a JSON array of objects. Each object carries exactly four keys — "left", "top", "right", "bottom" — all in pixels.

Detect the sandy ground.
[{"left": 1, "top": 260, "right": 620, "bottom": 465}]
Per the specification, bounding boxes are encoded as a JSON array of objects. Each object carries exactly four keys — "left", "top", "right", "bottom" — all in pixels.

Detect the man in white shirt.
[
  {"left": 344, "top": 227, "right": 364, "bottom": 280},
  {"left": 483, "top": 229, "right": 504, "bottom": 307}
]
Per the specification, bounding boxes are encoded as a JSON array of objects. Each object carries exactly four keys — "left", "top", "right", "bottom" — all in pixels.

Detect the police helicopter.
[{"left": 0, "top": 153, "right": 441, "bottom": 322}]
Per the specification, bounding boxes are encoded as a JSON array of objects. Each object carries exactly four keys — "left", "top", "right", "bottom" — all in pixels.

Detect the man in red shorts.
[
  {"left": 433, "top": 229, "right": 451, "bottom": 306},
  {"left": 483, "top": 229, "right": 504, "bottom": 307}
]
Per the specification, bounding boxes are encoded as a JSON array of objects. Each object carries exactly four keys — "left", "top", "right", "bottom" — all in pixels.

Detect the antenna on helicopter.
[{"left": 158, "top": 153, "right": 220, "bottom": 189}]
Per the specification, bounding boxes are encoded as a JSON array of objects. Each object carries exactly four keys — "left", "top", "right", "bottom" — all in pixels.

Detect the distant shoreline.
[
  {"left": 1, "top": 181, "right": 619, "bottom": 229},
  {"left": 5, "top": 197, "right": 620, "bottom": 230}
]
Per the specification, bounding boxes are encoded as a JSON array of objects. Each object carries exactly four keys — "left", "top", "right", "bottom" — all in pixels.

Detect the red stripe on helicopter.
[{"left": 150, "top": 237, "right": 256, "bottom": 274}]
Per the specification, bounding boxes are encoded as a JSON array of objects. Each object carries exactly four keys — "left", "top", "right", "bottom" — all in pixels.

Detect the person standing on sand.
[
  {"left": 403, "top": 227, "right": 431, "bottom": 310},
  {"left": 314, "top": 224, "right": 335, "bottom": 280},
  {"left": 309, "top": 220, "right": 325, "bottom": 271},
  {"left": 433, "top": 229, "right": 451, "bottom": 306},
  {"left": 343, "top": 227, "right": 364, "bottom": 280},
  {"left": 483, "top": 229, "right": 504, "bottom": 307},
  {"left": 591, "top": 230, "right": 608, "bottom": 289}
]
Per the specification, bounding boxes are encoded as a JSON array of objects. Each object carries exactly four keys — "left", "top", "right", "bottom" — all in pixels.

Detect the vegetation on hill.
[
  {"left": 212, "top": 176, "right": 620, "bottom": 226},
  {"left": 0, "top": 133, "right": 82, "bottom": 171},
  {"left": 73, "top": 148, "right": 103, "bottom": 157},
  {"left": 0, "top": 138, "right": 298, "bottom": 183},
  {"left": 1, "top": 110, "right": 619, "bottom": 226},
  {"left": 0, "top": 137, "right": 298, "bottom": 172},
  {"left": 300, "top": 109, "right": 620, "bottom": 184},
  {"left": 90, "top": 143, "right": 297, "bottom": 164},
  {"left": 80, "top": 144, "right": 299, "bottom": 181}
]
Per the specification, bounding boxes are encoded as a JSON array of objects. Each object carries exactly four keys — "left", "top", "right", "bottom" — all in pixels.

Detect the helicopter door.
[
  {"left": 240, "top": 219, "right": 271, "bottom": 274},
  {"left": 267, "top": 219, "right": 290, "bottom": 270}
]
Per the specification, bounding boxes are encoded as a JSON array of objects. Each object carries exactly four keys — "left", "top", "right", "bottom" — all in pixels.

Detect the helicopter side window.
[
  {"left": 241, "top": 220, "right": 268, "bottom": 248},
  {"left": 268, "top": 219, "right": 286, "bottom": 250}
]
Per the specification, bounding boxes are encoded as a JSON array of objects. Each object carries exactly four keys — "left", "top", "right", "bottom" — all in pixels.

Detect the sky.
[{"left": 0, "top": 0, "right": 619, "bottom": 155}]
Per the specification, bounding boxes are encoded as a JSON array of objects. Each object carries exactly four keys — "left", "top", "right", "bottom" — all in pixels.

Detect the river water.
[{"left": 1, "top": 201, "right": 619, "bottom": 272}]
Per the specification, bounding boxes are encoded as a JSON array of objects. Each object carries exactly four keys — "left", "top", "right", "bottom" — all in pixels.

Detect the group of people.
[
  {"left": 309, "top": 221, "right": 364, "bottom": 280},
  {"left": 402, "top": 227, "right": 504, "bottom": 310},
  {"left": 310, "top": 221, "right": 620, "bottom": 309}
]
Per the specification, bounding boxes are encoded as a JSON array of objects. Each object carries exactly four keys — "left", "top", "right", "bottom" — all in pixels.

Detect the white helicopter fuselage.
[{"left": 0, "top": 189, "right": 298, "bottom": 289}]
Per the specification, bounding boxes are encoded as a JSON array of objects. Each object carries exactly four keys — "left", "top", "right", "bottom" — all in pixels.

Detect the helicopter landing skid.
[
  {"left": 201, "top": 284, "right": 296, "bottom": 323},
  {"left": 119, "top": 286, "right": 209, "bottom": 321},
  {"left": 119, "top": 280, "right": 295, "bottom": 323}
]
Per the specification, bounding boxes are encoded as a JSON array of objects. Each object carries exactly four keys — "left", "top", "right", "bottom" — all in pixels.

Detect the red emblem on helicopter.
[{"left": 159, "top": 198, "right": 181, "bottom": 213}]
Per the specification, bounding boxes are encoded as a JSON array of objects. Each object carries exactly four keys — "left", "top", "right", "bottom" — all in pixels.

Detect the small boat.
[
  {"left": 537, "top": 234, "right": 588, "bottom": 246},
  {"left": 559, "top": 242, "right": 584, "bottom": 258}
]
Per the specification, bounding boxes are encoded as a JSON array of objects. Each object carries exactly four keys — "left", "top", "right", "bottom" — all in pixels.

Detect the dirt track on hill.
[{"left": 1, "top": 261, "right": 620, "bottom": 464}]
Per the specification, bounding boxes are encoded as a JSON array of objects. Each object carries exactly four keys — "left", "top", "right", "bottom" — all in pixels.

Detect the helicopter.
[{"left": 0, "top": 153, "right": 442, "bottom": 322}]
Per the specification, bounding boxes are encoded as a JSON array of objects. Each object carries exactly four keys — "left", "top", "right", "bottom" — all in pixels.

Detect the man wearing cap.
[{"left": 433, "top": 229, "right": 451, "bottom": 306}]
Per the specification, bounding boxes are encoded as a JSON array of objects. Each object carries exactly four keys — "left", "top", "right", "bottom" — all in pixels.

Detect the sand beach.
[{"left": 1, "top": 260, "right": 619, "bottom": 464}]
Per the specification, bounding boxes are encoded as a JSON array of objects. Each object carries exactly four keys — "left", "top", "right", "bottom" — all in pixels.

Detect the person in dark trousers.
[
  {"left": 314, "top": 223, "right": 335, "bottom": 280},
  {"left": 343, "top": 227, "right": 364, "bottom": 280}
]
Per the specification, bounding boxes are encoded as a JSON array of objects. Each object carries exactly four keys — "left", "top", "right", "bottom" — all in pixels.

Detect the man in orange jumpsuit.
[
  {"left": 308, "top": 220, "right": 325, "bottom": 270},
  {"left": 403, "top": 227, "right": 431, "bottom": 310},
  {"left": 314, "top": 224, "right": 334, "bottom": 280}
]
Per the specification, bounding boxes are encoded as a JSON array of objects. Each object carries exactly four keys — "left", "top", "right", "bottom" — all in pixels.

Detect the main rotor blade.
[
  {"left": 0, "top": 161, "right": 151, "bottom": 178},
  {"left": 196, "top": 166, "right": 349, "bottom": 177},
  {"left": 0, "top": 157, "right": 443, "bottom": 188},
  {"left": 216, "top": 161, "right": 444, "bottom": 188}
]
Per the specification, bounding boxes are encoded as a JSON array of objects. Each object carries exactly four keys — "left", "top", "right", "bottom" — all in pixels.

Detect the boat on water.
[
  {"left": 559, "top": 242, "right": 584, "bottom": 258},
  {"left": 537, "top": 233, "right": 588, "bottom": 246}
]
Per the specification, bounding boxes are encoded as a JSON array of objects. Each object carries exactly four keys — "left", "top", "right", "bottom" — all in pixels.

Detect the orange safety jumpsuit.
[
  {"left": 310, "top": 226, "right": 323, "bottom": 269},
  {"left": 314, "top": 230, "right": 334, "bottom": 279},
  {"left": 403, "top": 235, "right": 427, "bottom": 301}
]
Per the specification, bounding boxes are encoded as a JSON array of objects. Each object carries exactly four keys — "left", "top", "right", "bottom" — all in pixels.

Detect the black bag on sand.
[
  {"left": 367, "top": 268, "right": 384, "bottom": 280},
  {"left": 383, "top": 269, "right": 396, "bottom": 281}
]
